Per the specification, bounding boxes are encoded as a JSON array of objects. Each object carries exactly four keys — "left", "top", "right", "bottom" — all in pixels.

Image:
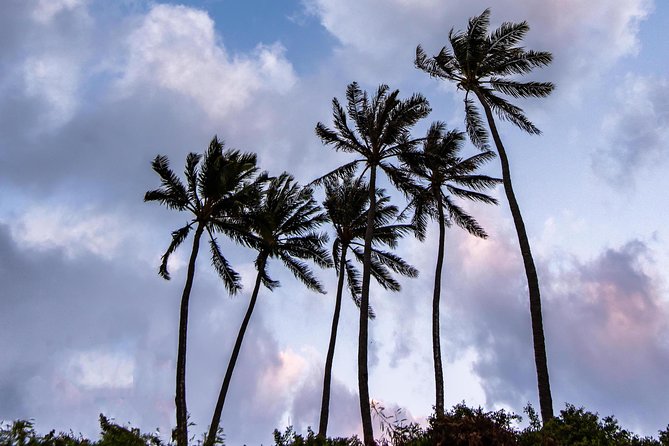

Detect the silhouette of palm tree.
[
  {"left": 205, "top": 173, "right": 331, "bottom": 446},
  {"left": 318, "top": 175, "right": 417, "bottom": 438},
  {"left": 144, "top": 136, "right": 262, "bottom": 446},
  {"left": 416, "top": 8, "right": 555, "bottom": 420},
  {"left": 315, "top": 82, "right": 430, "bottom": 444},
  {"left": 401, "top": 122, "right": 499, "bottom": 417}
]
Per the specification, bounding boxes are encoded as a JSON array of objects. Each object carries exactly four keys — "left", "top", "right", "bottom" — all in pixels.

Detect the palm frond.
[
  {"left": 445, "top": 198, "right": 488, "bottom": 238},
  {"left": 464, "top": 98, "right": 490, "bottom": 150},
  {"left": 145, "top": 155, "right": 189, "bottom": 210},
  {"left": 208, "top": 236, "right": 242, "bottom": 295},
  {"left": 280, "top": 253, "right": 326, "bottom": 294},
  {"left": 371, "top": 249, "right": 419, "bottom": 278},
  {"left": 488, "top": 79, "right": 554, "bottom": 98},
  {"left": 158, "top": 223, "right": 192, "bottom": 280}
]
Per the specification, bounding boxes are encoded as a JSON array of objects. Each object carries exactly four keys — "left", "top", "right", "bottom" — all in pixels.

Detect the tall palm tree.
[
  {"left": 401, "top": 122, "right": 500, "bottom": 418},
  {"left": 205, "top": 173, "right": 332, "bottom": 446},
  {"left": 144, "top": 136, "right": 261, "bottom": 446},
  {"left": 318, "top": 175, "right": 417, "bottom": 438},
  {"left": 415, "top": 9, "right": 555, "bottom": 421},
  {"left": 315, "top": 82, "right": 430, "bottom": 444}
]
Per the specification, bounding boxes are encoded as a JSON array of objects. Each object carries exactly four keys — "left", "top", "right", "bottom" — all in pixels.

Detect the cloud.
[
  {"left": 8, "top": 205, "right": 130, "bottom": 260},
  {"left": 116, "top": 4, "right": 297, "bottom": 120},
  {"left": 304, "top": 0, "right": 650, "bottom": 89},
  {"left": 592, "top": 74, "right": 669, "bottom": 185},
  {"left": 439, "top": 208, "right": 669, "bottom": 433}
]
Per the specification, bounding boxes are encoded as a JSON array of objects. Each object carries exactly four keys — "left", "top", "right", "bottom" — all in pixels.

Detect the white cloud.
[
  {"left": 66, "top": 350, "right": 135, "bottom": 390},
  {"left": 117, "top": 4, "right": 297, "bottom": 120},
  {"left": 592, "top": 74, "right": 669, "bottom": 184},
  {"left": 23, "top": 55, "right": 80, "bottom": 126},
  {"left": 8, "top": 205, "right": 128, "bottom": 259}
]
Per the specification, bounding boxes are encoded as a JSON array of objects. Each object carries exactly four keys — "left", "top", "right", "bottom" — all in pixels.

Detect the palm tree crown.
[
  {"left": 144, "top": 136, "right": 262, "bottom": 446},
  {"left": 145, "top": 136, "right": 262, "bottom": 291},
  {"left": 416, "top": 8, "right": 553, "bottom": 148},
  {"left": 402, "top": 122, "right": 500, "bottom": 239},
  {"left": 324, "top": 175, "right": 418, "bottom": 303}
]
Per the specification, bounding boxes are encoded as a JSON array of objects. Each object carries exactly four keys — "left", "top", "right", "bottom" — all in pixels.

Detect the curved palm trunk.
[
  {"left": 474, "top": 89, "right": 554, "bottom": 422},
  {"left": 318, "top": 244, "right": 349, "bottom": 438},
  {"left": 175, "top": 223, "right": 204, "bottom": 446},
  {"left": 359, "top": 166, "right": 377, "bottom": 445},
  {"left": 205, "top": 252, "right": 268, "bottom": 446},
  {"left": 432, "top": 200, "right": 446, "bottom": 418}
]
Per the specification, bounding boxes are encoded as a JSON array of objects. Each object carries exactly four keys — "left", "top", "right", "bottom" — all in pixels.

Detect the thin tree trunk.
[
  {"left": 318, "top": 245, "right": 349, "bottom": 438},
  {"left": 175, "top": 223, "right": 204, "bottom": 446},
  {"left": 474, "top": 89, "right": 554, "bottom": 422},
  {"left": 205, "top": 252, "right": 268, "bottom": 446},
  {"left": 432, "top": 200, "right": 446, "bottom": 418},
  {"left": 359, "top": 166, "right": 376, "bottom": 446}
]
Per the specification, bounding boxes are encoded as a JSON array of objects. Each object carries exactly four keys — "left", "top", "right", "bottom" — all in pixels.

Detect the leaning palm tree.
[
  {"left": 318, "top": 175, "right": 418, "bottom": 438},
  {"left": 205, "top": 173, "right": 331, "bottom": 446},
  {"left": 144, "top": 136, "right": 261, "bottom": 446},
  {"left": 315, "top": 82, "right": 430, "bottom": 444},
  {"left": 401, "top": 122, "right": 500, "bottom": 418},
  {"left": 415, "top": 9, "right": 555, "bottom": 420}
]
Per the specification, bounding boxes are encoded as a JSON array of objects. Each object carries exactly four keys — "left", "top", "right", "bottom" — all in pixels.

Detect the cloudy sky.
[{"left": 1, "top": 0, "right": 668, "bottom": 444}]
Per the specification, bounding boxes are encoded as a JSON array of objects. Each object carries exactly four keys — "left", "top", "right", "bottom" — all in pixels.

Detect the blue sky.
[{"left": 1, "top": 0, "right": 668, "bottom": 444}]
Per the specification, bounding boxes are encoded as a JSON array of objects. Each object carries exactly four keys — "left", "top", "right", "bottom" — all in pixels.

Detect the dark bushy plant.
[{"left": 520, "top": 404, "right": 666, "bottom": 446}]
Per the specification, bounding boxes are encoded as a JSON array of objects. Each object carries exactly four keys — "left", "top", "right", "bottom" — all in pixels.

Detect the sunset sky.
[{"left": 1, "top": 0, "right": 668, "bottom": 444}]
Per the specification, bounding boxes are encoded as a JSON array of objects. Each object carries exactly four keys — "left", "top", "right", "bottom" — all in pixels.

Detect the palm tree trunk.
[
  {"left": 175, "top": 222, "right": 204, "bottom": 446},
  {"left": 318, "top": 244, "right": 349, "bottom": 438},
  {"left": 359, "top": 166, "right": 376, "bottom": 446},
  {"left": 474, "top": 89, "right": 554, "bottom": 422},
  {"left": 432, "top": 200, "right": 446, "bottom": 418},
  {"left": 205, "top": 252, "right": 268, "bottom": 446}
]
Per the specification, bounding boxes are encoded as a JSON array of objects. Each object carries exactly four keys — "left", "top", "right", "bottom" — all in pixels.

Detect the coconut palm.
[
  {"left": 144, "top": 137, "right": 262, "bottom": 446},
  {"left": 415, "top": 9, "right": 555, "bottom": 420},
  {"left": 205, "top": 173, "right": 331, "bottom": 446},
  {"left": 315, "top": 82, "right": 430, "bottom": 444},
  {"left": 401, "top": 122, "right": 500, "bottom": 417},
  {"left": 318, "top": 175, "right": 417, "bottom": 438}
]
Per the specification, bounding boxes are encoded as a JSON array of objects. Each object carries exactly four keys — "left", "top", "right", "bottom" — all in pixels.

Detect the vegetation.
[
  {"left": 4, "top": 405, "right": 668, "bottom": 446},
  {"left": 415, "top": 8, "right": 556, "bottom": 421}
]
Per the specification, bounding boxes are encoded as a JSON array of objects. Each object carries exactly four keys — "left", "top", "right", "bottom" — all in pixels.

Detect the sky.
[{"left": 1, "top": 0, "right": 668, "bottom": 444}]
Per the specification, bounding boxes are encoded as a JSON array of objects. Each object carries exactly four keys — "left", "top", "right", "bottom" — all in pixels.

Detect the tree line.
[{"left": 145, "top": 9, "right": 556, "bottom": 446}]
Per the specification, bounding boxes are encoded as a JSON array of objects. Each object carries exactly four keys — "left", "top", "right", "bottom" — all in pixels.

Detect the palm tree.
[
  {"left": 415, "top": 9, "right": 555, "bottom": 421},
  {"left": 205, "top": 173, "right": 331, "bottom": 446},
  {"left": 318, "top": 175, "right": 417, "bottom": 438},
  {"left": 144, "top": 136, "right": 261, "bottom": 446},
  {"left": 315, "top": 82, "right": 430, "bottom": 444},
  {"left": 401, "top": 122, "right": 500, "bottom": 418}
]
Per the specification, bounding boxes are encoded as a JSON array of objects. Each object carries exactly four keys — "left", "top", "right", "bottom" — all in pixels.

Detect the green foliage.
[
  {"left": 272, "top": 426, "right": 360, "bottom": 446},
  {"left": 0, "top": 416, "right": 162, "bottom": 446},
  {"left": 2, "top": 405, "right": 667, "bottom": 446},
  {"left": 428, "top": 403, "right": 520, "bottom": 446},
  {"left": 520, "top": 404, "right": 667, "bottom": 446},
  {"left": 273, "top": 403, "right": 668, "bottom": 446},
  {"left": 97, "top": 415, "right": 163, "bottom": 446}
]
